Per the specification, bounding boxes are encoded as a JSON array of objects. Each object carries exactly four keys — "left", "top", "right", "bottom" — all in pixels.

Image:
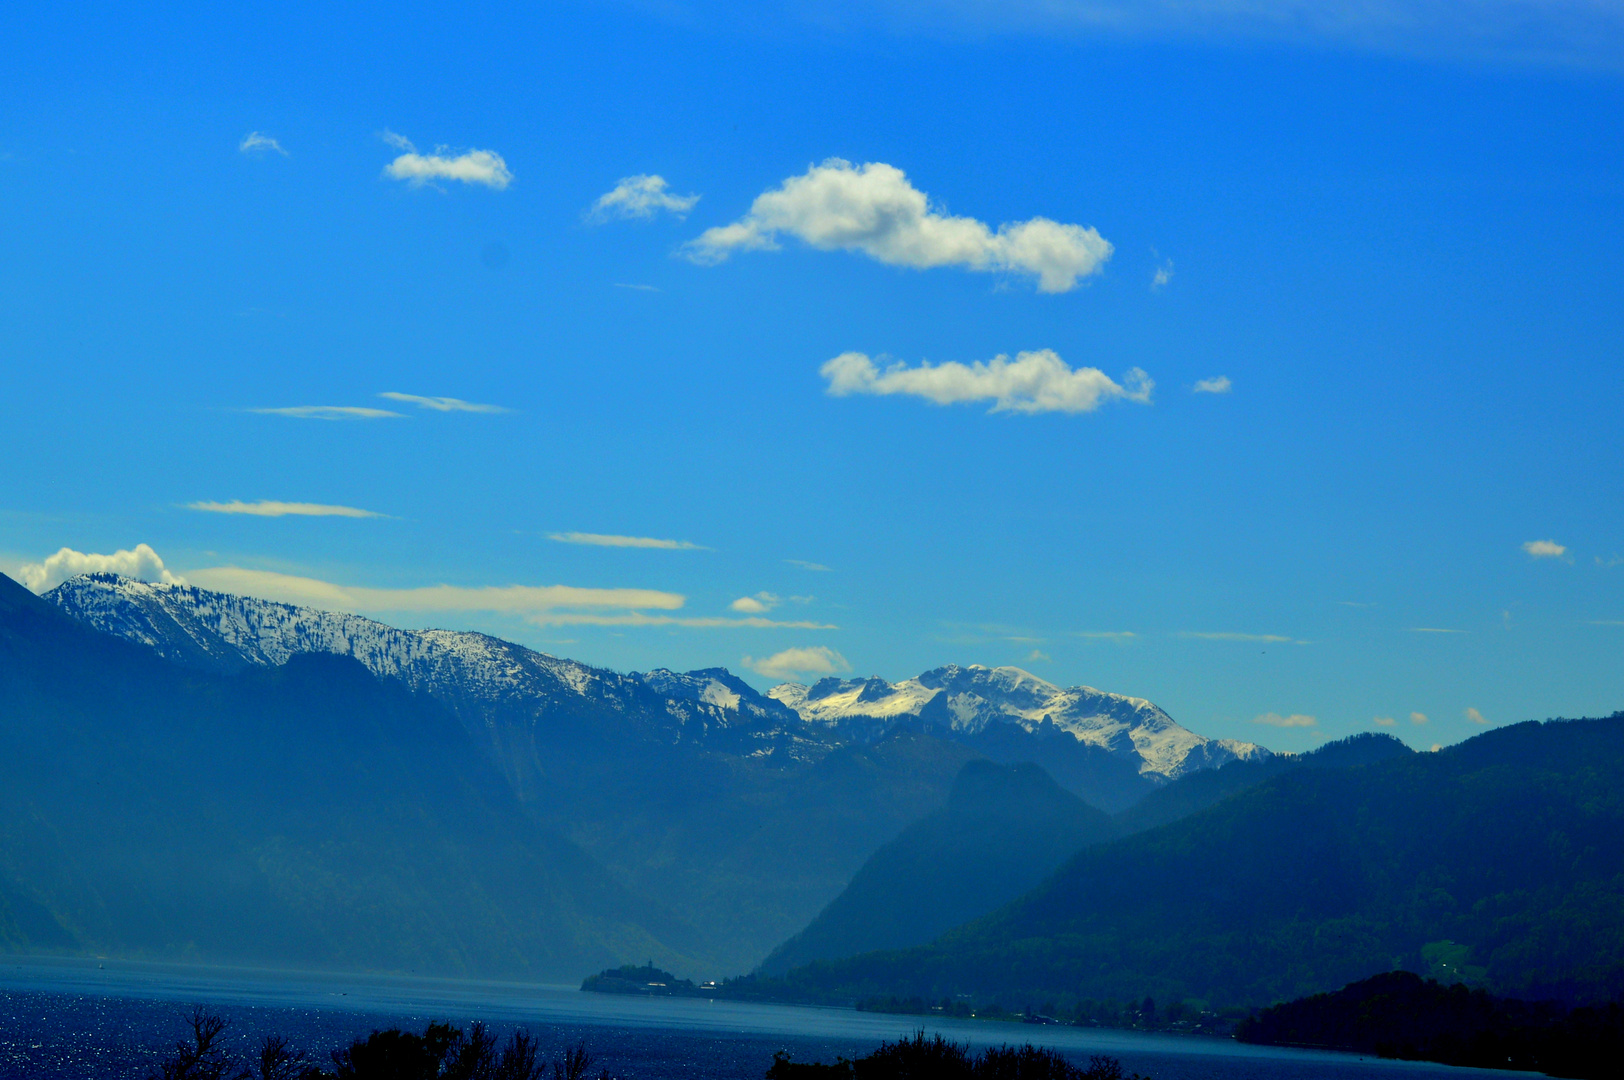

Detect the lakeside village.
[{"left": 580, "top": 965, "right": 1240, "bottom": 1037}]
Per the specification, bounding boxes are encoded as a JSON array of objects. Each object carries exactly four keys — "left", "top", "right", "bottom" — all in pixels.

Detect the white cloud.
[
  {"left": 378, "top": 392, "right": 510, "bottom": 414},
  {"left": 1374, "top": 716, "right": 1397, "bottom": 726},
  {"left": 250, "top": 406, "right": 404, "bottom": 420},
  {"left": 1024, "top": 648, "right": 1052, "bottom": 662},
  {"left": 785, "top": 559, "right": 832, "bottom": 572},
  {"left": 548, "top": 532, "right": 707, "bottom": 550},
  {"left": 823, "top": 350, "right": 1151, "bottom": 415},
  {"left": 1523, "top": 539, "right": 1568, "bottom": 559},
  {"left": 1074, "top": 630, "right": 1136, "bottom": 639},
  {"left": 1466, "top": 707, "right": 1488, "bottom": 725},
  {"left": 743, "top": 646, "right": 851, "bottom": 680},
  {"left": 1192, "top": 376, "right": 1232, "bottom": 395},
  {"left": 531, "top": 612, "right": 835, "bottom": 629},
  {"left": 19, "top": 544, "right": 186, "bottom": 594},
  {"left": 1254, "top": 712, "right": 1316, "bottom": 728},
  {"left": 588, "top": 175, "right": 699, "bottom": 221},
  {"left": 187, "top": 500, "right": 384, "bottom": 519},
  {"left": 239, "top": 132, "right": 287, "bottom": 156},
  {"left": 1181, "top": 631, "right": 1294, "bottom": 643},
  {"left": 1411, "top": 711, "right": 1429, "bottom": 724},
  {"left": 685, "top": 159, "right": 1111, "bottom": 293},
  {"left": 382, "top": 133, "right": 512, "bottom": 190},
  {"left": 184, "top": 566, "right": 683, "bottom": 616},
  {"left": 1151, "top": 259, "right": 1173, "bottom": 290},
  {"left": 730, "top": 592, "right": 782, "bottom": 614}
]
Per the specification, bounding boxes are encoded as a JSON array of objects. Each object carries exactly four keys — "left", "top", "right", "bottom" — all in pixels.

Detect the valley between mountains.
[{"left": 4, "top": 570, "right": 1622, "bottom": 1016}]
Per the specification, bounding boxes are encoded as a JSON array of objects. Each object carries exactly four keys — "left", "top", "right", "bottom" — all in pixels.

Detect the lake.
[{"left": 0, "top": 958, "right": 1531, "bottom": 1080}]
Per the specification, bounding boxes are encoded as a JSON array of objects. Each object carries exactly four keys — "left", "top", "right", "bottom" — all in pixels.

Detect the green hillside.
[{"left": 751, "top": 715, "right": 1624, "bottom": 1009}]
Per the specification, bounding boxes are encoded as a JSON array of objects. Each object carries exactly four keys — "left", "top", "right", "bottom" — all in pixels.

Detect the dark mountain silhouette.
[
  {"left": 748, "top": 715, "right": 1624, "bottom": 1009},
  {"left": 758, "top": 760, "right": 1117, "bottom": 975}
]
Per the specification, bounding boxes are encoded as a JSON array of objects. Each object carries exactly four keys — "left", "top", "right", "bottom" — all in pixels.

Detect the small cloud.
[
  {"left": 382, "top": 132, "right": 512, "bottom": 190},
  {"left": 1523, "top": 539, "right": 1568, "bottom": 559},
  {"left": 786, "top": 559, "right": 832, "bottom": 572},
  {"left": 187, "top": 500, "right": 384, "bottom": 519},
  {"left": 743, "top": 645, "right": 851, "bottom": 680},
  {"left": 548, "top": 532, "right": 707, "bottom": 550},
  {"left": 239, "top": 132, "right": 287, "bottom": 156},
  {"left": 1151, "top": 258, "right": 1174, "bottom": 290},
  {"left": 730, "top": 592, "right": 780, "bottom": 614},
  {"left": 614, "top": 283, "right": 661, "bottom": 292},
  {"left": 1374, "top": 716, "right": 1397, "bottom": 727},
  {"left": 1337, "top": 600, "right": 1376, "bottom": 608},
  {"left": 823, "top": 350, "right": 1152, "bottom": 415},
  {"left": 1073, "top": 630, "right": 1136, "bottom": 639},
  {"left": 1411, "top": 712, "right": 1429, "bottom": 725},
  {"left": 685, "top": 158, "right": 1111, "bottom": 293},
  {"left": 1192, "top": 376, "right": 1232, "bottom": 395},
  {"left": 378, "top": 392, "right": 510, "bottom": 414},
  {"left": 1597, "top": 555, "right": 1623, "bottom": 568},
  {"left": 250, "top": 406, "right": 403, "bottom": 420},
  {"left": 1181, "top": 631, "right": 1294, "bottom": 643},
  {"left": 1466, "top": 707, "right": 1488, "bottom": 725},
  {"left": 1431, "top": 744, "right": 1443, "bottom": 753},
  {"left": 1407, "top": 627, "right": 1468, "bottom": 634},
  {"left": 531, "top": 612, "right": 834, "bottom": 629},
  {"left": 1024, "top": 649, "right": 1052, "bottom": 662},
  {"left": 587, "top": 175, "right": 699, "bottom": 222},
  {"left": 19, "top": 544, "right": 186, "bottom": 594},
  {"left": 1254, "top": 712, "right": 1317, "bottom": 728}
]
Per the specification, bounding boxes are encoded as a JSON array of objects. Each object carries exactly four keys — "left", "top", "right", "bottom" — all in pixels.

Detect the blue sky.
[{"left": 2, "top": 0, "right": 1621, "bottom": 751}]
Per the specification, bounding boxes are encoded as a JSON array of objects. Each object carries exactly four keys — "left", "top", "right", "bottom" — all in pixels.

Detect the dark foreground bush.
[
  {"left": 766, "top": 1031, "right": 1146, "bottom": 1080},
  {"left": 150, "top": 1011, "right": 602, "bottom": 1080}
]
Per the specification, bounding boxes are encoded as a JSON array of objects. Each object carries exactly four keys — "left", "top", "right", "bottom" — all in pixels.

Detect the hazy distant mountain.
[
  {"left": 757, "top": 759, "right": 1116, "bottom": 976},
  {"left": 0, "top": 572, "right": 699, "bottom": 978},
  {"left": 752, "top": 714, "right": 1624, "bottom": 1009}
]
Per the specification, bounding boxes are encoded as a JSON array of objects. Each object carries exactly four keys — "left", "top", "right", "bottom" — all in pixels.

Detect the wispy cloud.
[
  {"left": 1411, "top": 712, "right": 1429, "bottom": 725},
  {"left": 19, "top": 544, "right": 185, "bottom": 593},
  {"left": 187, "top": 500, "right": 384, "bottom": 518},
  {"left": 1523, "top": 539, "right": 1568, "bottom": 559},
  {"left": 1073, "top": 630, "right": 1136, "bottom": 639},
  {"left": 1374, "top": 716, "right": 1397, "bottom": 726},
  {"left": 378, "top": 392, "right": 510, "bottom": 414},
  {"left": 1254, "top": 712, "right": 1316, "bottom": 728},
  {"left": 786, "top": 559, "right": 832, "bottom": 572},
  {"left": 533, "top": 612, "right": 835, "bottom": 629},
  {"left": 1466, "top": 707, "right": 1488, "bottom": 725},
  {"left": 1024, "top": 648, "right": 1052, "bottom": 662},
  {"left": 743, "top": 645, "right": 851, "bottom": 680},
  {"left": 1181, "top": 631, "right": 1294, "bottom": 643},
  {"left": 614, "top": 283, "right": 661, "bottom": 292},
  {"left": 250, "top": 406, "right": 404, "bottom": 420},
  {"left": 184, "top": 566, "right": 683, "bottom": 616},
  {"left": 1407, "top": 627, "right": 1467, "bottom": 634},
  {"left": 1192, "top": 376, "right": 1232, "bottom": 395},
  {"left": 731, "top": 592, "right": 780, "bottom": 614},
  {"left": 382, "top": 132, "right": 512, "bottom": 190},
  {"left": 588, "top": 175, "right": 699, "bottom": 221},
  {"left": 823, "top": 350, "right": 1152, "bottom": 415},
  {"left": 548, "top": 532, "right": 708, "bottom": 550},
  {"left": 239, "top": 132, "right": 287, "bottom": 156},
  {"left": 1151, "top": 259, "right": 1173, "bottom": 290},
  {"left": 1337, "top": 600, "right": 1376, "bottom": 608},
  {"left": 685, "top": 159, "right": 1111, "bottom": 293}
]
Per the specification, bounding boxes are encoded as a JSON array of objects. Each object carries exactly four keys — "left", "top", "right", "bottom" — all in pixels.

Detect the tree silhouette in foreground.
[{"left": 765, "top": 1031, "right": 1146, "bottom": 1080}]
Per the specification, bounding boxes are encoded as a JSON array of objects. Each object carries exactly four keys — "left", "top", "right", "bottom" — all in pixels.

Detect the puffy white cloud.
[
  {"left": 184, "top": 566, "right": 682, "bottom": 615},
  {"left": 1523, "top": 539, "right": 1568, "bottom": 558},
  {"left": 1466, "top": 707, "right": 1488, "bottom": 725},
  {"left": 822, "top": 349, "right": 1151, "bottom": 415},
  {"left": 250, "top": 406, "right": 403, "bottom": 420},
  {"left": 730, "top": 592, "right": 780, "bottom": 613},
  {"left": 1193, "top": 376, "right": 1233, "bottom": 394},
  {"left": 1411, "top": 711, "right": 1429, "bottom": 724},
  {"left": 378, "top": 392, "right": 510, "bottom": 414},
  {"left": 685, "top": 159, "right": 1111, "bottom": 292},
  {"left": 1254, "top": 712, "right": 1316, "bottom": 727},
  {"left": 547, "top": 532, "right": 707, "bottom": 550},
  {"left": 588, "top": 175, "right": 699, "bottom": 221},
  {"left": 19, "top": 544, "right": 185, "bottom": 593},
  {"left": 187, "top": 500, "right": 383, "bottom": 518},
  {"left": 743, "top": 646, "right": 851, "bottom": 680},
  {"left": 239, "top": 132, "right": 287, "bottom": 156},
  {"left": 382, "top": 132, "right": 512, "bottom": 190}
]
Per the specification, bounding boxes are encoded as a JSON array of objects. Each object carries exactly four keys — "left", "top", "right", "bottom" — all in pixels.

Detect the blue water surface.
[{"left": 0, "top": 958, "right": 1532, "bottom": 1080}]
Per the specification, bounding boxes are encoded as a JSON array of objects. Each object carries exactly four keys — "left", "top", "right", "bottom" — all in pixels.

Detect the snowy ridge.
[{"left": 768, "top": 664, "right": 1270, "bottom": 780}]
